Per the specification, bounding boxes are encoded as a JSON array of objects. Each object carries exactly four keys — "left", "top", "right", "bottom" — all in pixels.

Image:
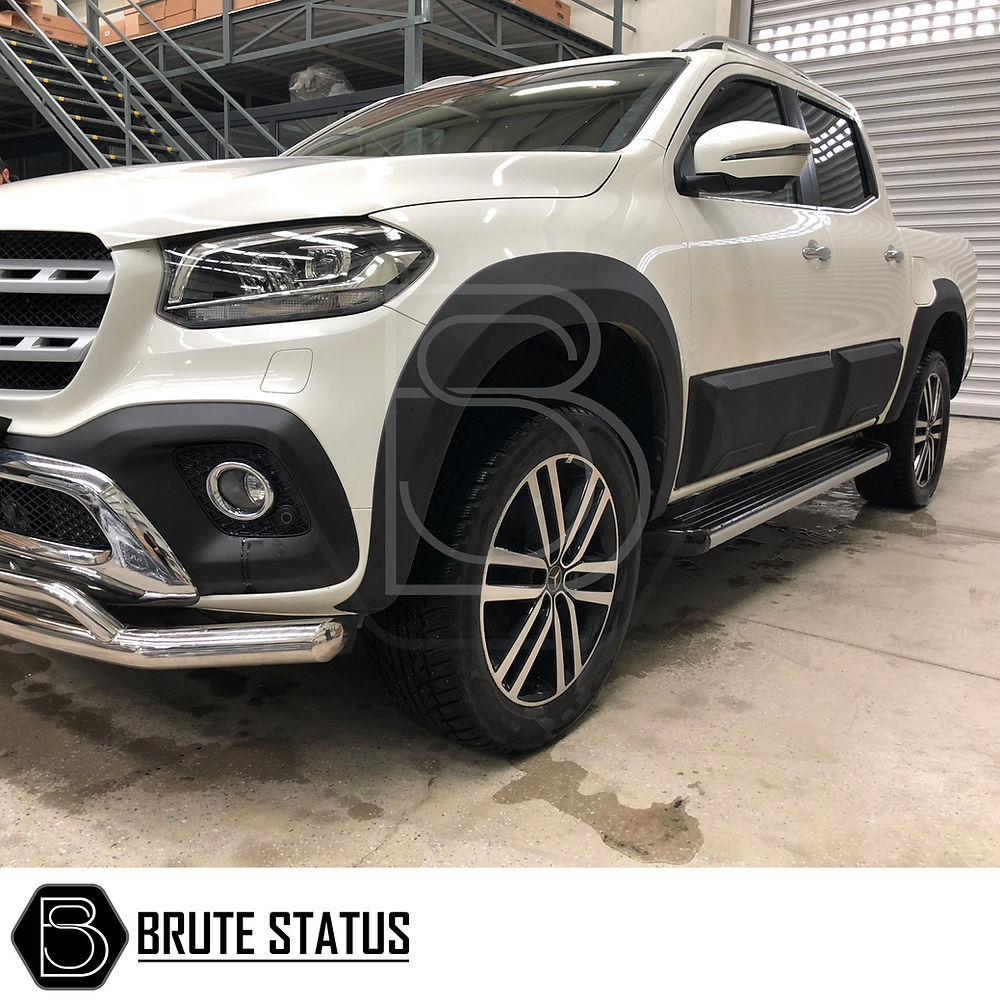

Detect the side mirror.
[{"left": 684, "top": 120, "right": 811, "bottom": 195}]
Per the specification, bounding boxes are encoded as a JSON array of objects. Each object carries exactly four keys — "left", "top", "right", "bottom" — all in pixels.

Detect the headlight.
[{"left": 160, "top": 222, "right": 432, "bottom": 328}]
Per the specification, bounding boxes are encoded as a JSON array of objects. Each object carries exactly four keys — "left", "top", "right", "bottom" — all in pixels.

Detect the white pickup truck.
[{"left": 0, "top": 37, "right": 976, "bottom": 751}]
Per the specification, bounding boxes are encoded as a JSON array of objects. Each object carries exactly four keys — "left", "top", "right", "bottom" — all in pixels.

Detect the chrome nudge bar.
[
  {"left": 0, "top": 567, "right": 345, "bottom": 669},
  {"left": 0, "top": 448, "right": 348, "bottom": 669},
  {"left": 0, "top": 447, "right": 195, "bottom": 603}
]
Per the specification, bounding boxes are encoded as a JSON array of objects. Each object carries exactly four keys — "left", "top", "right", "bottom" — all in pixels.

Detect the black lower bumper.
[{"left": 5, "top": 402, "right": 359, "bottom": 597}]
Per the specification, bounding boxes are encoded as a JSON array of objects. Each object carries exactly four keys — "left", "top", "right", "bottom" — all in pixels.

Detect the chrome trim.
[
  {"left": 0, "top": 448, "right": 196, "bottom": 604},
  {"left": 0, "top": 328, "right": 97, "bottom": 364},
  {"left": 0, "top": 258, "right": 115, "bottom": 296},
  {"left": 705, "top": 448, "right": 889, "bottom": 550},
  {"left": 802, "top": 240, "right": 832, "bottom": 263},
  {"left": 206, "top": 461, "right": 275, "bottom": 522},
  {"left": 0, "top": 567, "right": 346, "bottom": 669}
]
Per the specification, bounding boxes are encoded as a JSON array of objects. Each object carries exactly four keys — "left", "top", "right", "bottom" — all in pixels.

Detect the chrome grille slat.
[
  {"left": 0, "top": 329, "right": 97, "bottom": 363},
  {"left": 0, "top": 231, "right": 112, "bottom": 390},
  {"left": 0, "top": 259, "right": 115, "bottom": 296}
]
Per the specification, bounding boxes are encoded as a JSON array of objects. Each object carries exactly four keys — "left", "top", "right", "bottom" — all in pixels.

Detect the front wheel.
[
  {"left": 364, "top": 408, "right": 642, "bottom": 753},
  {"left": 855, "top": 349, "right": 951, "bottom": 509}
]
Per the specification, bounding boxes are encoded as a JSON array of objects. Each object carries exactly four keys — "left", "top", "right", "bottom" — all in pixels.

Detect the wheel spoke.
[
  {"left": 565, "top": 586, "right": 614, "bottom": 607},
  {"left": 564, "top": 488, "right": 610, "bottom": 568},
  {"left": 566, "top": 559, "right": 618, "bottom": 578},
  {"left": 553, "top": 598, "right": 568, "bottom": 696},
  {"left": 545, "top": 458, "right": 567, "bottom": 560},
  {"left": 929, "top": 376, "right": 943, "bottom": 421},
  {"left": 527, "top": 472, "right": 553, "bottom": 563},
  {"left": 563, "top": 595, "right": 584, "bottom": 683},
  {"left": 563, "top": 469, "right": 598, "bottom": 556},
  {"left": 487, "top": 547, "right": 549, "bottom": 571},
  {"left": 494, "top": 595, "right": 547, "bottom": 679},
  {"left": 482, "top": 583, "right": 545, "bottom": 603},
  {"left": 509, "top": 601, "right": 554, "bottom": 700}
]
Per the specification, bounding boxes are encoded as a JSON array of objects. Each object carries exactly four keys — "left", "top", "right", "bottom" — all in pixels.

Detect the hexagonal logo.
[{"left": 11, "top": 884, "right": 128, "bottom": 990}]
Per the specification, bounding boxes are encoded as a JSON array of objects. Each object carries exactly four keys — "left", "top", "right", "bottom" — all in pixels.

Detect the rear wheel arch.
[
  {"left": 885, "top": 278, "right": 967, "bottom": 424},
  {"left": 344, "top": 252, "right": 684, "bottom": 614}
]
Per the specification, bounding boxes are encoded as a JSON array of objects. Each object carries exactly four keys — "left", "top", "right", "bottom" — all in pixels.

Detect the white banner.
[{"left": 0, "top": 868, "right": 995, "bottom": 998}]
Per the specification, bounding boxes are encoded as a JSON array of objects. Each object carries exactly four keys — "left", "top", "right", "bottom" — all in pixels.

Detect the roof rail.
[{"left": 676, "top": 34, "right": 812, "bottom": 82}]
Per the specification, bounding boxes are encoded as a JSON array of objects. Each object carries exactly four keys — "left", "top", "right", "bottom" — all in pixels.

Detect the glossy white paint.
[
  {"left": 0, "top": 46, "right": 976, "bottom": 615},
  {"left": 693, "top": 120, "right": 811, "bottom": 180},
  {"left": 0, "top": 152, "right": 621, "bottom": 246}
]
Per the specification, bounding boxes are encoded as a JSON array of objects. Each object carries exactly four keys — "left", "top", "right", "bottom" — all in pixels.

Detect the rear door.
[{"left": 794, "top": 92, "right": 909, "bottom": 426}]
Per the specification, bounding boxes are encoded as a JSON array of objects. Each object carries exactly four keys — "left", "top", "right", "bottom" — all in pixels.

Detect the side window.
[
  {"left": 685, "top": 78, "right": 797, "bottom": 204},
  {"left": 799, "top": 99, "right": 872, "bottom": 210}
]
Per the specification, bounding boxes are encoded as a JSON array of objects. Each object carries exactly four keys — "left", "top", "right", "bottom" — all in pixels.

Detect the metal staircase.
[{"left": 0, "top": 0, "right": 281, "bottom": 168}]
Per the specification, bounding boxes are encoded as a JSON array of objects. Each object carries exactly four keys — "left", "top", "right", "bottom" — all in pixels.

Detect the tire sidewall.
[
  {"left": 903, "top": 352, "right": 951, "bottom": 506},
  {"left": 446, "top": 410, "right": 641, "bottom": 751}
]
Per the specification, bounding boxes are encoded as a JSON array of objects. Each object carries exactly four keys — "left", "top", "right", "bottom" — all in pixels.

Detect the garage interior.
[{"left": 0, "top": 0, "right": 998, "bottom": 866}]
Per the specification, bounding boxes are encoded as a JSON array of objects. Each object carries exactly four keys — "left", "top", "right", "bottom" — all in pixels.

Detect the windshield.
[{"left": 288, "top": 59, "right": 686, "bottom": 158}]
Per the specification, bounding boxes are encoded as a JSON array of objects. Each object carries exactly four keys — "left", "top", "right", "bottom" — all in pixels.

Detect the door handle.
[
  {"left": 802, "top": 240, "right": 832, "bottom": 263},
  {"left": 885, "top": 247, "right": 905, "bottom": 264}
]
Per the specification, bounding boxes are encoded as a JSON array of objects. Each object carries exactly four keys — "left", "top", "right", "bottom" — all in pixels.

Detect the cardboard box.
[
  {"left": 195, "top": 0, "right": 223, "bottom": 19},
  {"left": 505, "top": 0, "right": 571, "bottom": 28},
  {"left": 134, "top": 1, "right": 166, "bottom": 22},
  {"left": 99, "top": 17, "right": 126, "bottom": 43},
  {"left": 163, "top": 0, "right": 196, "bottom": 16},
  {"left": 160, "top": 11, "right": 195, "bottom": 27}
]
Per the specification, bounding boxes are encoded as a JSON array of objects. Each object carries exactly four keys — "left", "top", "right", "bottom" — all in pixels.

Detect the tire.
[
  {"left": 363, "top": 407, "right": 642, "bottom": 753},
  {"left": 855, "top": 349, "right": 951, "bottom": 509}
]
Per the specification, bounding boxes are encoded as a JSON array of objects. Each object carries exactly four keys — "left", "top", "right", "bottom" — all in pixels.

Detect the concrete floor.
[{"left": 1, "top": 416, "right": 998, "bottom": 867}]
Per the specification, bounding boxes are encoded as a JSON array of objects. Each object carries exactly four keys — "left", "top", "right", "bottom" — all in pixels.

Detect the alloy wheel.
[
  {"left": 914, "top": 371, "right": 945, "bottom": 488},
  {"left": 480, "top": 454, "right": 620, "bottom": 707}
]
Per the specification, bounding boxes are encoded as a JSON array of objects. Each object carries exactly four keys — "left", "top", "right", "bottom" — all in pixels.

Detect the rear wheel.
[
  {"left": 855, "top": 350, "right": 951, "bottom": 509},
  {"left": 364, "top": 408, "right": 642, "bottom": 752}
]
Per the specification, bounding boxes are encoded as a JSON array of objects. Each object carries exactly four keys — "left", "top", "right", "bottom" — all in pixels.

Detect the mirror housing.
[{"left": 683, "top": 120, "right": 811, "bottom": 196}]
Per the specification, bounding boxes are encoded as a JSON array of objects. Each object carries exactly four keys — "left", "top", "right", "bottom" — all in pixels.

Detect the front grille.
[
  {"left": 175, "top": 443, "right": 311, "bottom": 538},
  {"left": 0, "top": 231, "right": 111, "bottom": 261},
  {"left": 0, "top": 478, "right": 110, "bottom": 551},
  {"left": 0, "top": 361, "right": 82, "bottom": 391},
  {"left": 0, "top": 293, "right": 108, "bottom": 329},
  {"left": 0, "top": 230, "right": 112, "bottom": 393}
]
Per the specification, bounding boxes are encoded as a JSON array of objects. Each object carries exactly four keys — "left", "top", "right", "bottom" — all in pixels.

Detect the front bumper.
[
  {"left": 0, "top": 447, "right": 348, "bottom": 669},
  {"left": 0, "top": 567, "right": 345, "bottom": 669}
]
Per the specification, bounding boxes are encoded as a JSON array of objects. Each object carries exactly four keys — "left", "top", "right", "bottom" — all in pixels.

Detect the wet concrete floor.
[{"left": 1, "top": 417, "right": 998, "bottom": 866}]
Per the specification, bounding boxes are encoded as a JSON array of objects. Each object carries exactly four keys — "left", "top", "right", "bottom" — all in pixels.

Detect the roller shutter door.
[{"left": 750, "top": 0, "right": 1000, "bottom": 417}]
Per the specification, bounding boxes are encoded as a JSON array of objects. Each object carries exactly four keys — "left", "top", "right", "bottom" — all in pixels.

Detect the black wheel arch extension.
[
  {"left": 344, "top": 251, "right": 685, "bottom": 614},
  {"left": 885, "top": 277, "right": 968, "bottom": 423}
]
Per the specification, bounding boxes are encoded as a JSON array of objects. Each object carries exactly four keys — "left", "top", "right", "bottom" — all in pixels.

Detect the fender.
[
  {"left": 884, "top": 278, "right": 967, "bottom": 424},
  {"left": 344, "top": 252, "right": 684, "bottom": 613}
]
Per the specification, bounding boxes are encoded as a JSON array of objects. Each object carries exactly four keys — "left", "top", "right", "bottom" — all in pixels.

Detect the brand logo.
[{"left": 12, "top": 884, "right": 129, "bottom": 990}]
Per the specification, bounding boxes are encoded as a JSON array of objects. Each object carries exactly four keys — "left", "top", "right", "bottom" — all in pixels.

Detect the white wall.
[{"left": 571, "top": 0, "right": 738, "bottom": 54}]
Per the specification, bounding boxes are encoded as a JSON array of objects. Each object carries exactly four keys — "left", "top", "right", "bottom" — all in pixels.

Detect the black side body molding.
[
  {"left": 345, "top": 252, "right": 685, "bottom": 613},
  {"left": 677, "top": 339, "right": 903, "bottom": 486},
  {"left": 6, "top": 403, "right": 359, "bottom": 596}
]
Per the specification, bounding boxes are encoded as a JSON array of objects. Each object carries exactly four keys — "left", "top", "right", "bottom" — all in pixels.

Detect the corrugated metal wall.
[{"left": 751, "top": 0, "right": 1000, "bottom": 417}]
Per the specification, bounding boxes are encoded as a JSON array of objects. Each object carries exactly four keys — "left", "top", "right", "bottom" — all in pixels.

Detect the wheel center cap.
[{"left": 546, "top": 564, "right": 564, "bottom": 593}]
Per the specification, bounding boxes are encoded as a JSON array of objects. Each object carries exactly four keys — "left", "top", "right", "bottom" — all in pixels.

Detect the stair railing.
[
  {"left": 43, "top": 0, "right": 243, "bottom": 159},
  {"left": 3, "top": 0, "right": 163, "bottom": 162},
  {"left": 0, "top": 33, "right": 108, "bottom": 167},
  {"left": 94, "top": 0, "right": 283, "bottom": 156}
]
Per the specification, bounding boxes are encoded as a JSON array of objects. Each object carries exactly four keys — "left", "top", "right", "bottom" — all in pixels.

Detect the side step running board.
[{"left": 646, "top": 439, "right": 890, "bottom": 556}]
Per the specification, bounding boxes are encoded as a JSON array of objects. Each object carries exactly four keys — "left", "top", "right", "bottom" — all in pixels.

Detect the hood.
[{"left": 0, "top": 152, "right": 619, "bottom": 247}]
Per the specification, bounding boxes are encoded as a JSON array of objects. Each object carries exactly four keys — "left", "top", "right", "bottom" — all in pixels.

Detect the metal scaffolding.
[{"left": 1, "top": 0, "right": 633, "bottom": 171}]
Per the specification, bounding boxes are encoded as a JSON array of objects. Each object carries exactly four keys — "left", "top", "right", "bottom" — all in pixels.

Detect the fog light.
[{"left": 206, "top": 462, "right": 275, "bottom": 521}]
